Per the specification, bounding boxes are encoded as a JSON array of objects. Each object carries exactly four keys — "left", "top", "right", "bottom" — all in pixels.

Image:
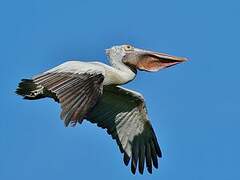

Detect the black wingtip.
[
  {"left": 152, "top": 158, "right": 158, "bottom": 169},
  {"left": 147, "top": 167, "right": 152, "bottom": 174},
  {"left": 64, "top": 120, "right": 70, "bottom": 127},
  {"left": 131, "top": 158, "right": 137, "bottom": 175},
  {"left": 139, "top": 168, "right": 144, "bottom": 175},
  {"left": 123, "top": 153, "right": 130, "bottom": 166},
  {"left": 15, "top": 79, "right": 37, "bottom": 98},
  {"left": 131, "top": 165, "right": 136, "bottom": 175},
  {"left": 15, "top": 89, "right": 21, "bottom": 96},
  {"left": 157, "top": 150, "right": 162, "bottom": 158},
  {"left": 138, "top": 160, "right": 144, "bottom": 174}
]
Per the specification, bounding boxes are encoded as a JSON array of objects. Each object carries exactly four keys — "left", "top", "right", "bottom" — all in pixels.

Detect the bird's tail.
[
  {"left": 16, "top": 79, "right": 59, "bottom": 101},
  {"left": 15, "top": 79, "right": 47, "bottom": 100}
]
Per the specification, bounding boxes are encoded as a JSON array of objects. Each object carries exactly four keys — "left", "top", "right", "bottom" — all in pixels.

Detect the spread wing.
[
  {"left": 33, "top": 61, "right": 105, "bottom": 126},
  {"left": 86, "top": 86, "right": 162, "bottom": 174}
]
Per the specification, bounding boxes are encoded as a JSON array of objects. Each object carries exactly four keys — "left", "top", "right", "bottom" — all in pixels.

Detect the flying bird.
[{"left": 16, "top": 44, "right": 187, "bottom": 174}]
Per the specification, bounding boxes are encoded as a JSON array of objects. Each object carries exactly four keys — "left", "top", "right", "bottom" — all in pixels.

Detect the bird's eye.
[{"left": 124, "top": 45, "right": 134, "bottom": 51}]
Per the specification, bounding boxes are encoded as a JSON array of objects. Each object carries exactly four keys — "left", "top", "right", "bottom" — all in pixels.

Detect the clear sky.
[{"left": 0, "top": 0, "right": 239, "bottom": 179}]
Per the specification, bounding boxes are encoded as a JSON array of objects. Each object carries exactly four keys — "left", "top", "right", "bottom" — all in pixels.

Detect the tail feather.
[
  {"left": 16, "top": 79, "right": 58, "bottom": 101},
  {"left": 16, "top": 79, "right": 44, "bottom": 100}
]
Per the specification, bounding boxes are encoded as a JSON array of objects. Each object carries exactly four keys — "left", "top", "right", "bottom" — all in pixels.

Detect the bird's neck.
[{"left": 107, "top": 58, "right": 137, "bottom": 85}]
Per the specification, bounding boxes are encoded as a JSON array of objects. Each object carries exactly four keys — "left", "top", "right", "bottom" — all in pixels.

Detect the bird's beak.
[
  {"left": 147, "top": 50, "right": 187, "bottom": 67},
  {"left": 128, "top": 48, "right": 188, "bottom": 72}
]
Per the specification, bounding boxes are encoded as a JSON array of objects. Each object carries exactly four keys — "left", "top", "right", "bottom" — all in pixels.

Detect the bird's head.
[{"left": 106, "top": 44, "right": 187, "bottom": 72}]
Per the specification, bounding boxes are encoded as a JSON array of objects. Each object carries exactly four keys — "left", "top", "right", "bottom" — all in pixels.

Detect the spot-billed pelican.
[{"left": 16, "top": 44, "right": 187, "bottom": 174}]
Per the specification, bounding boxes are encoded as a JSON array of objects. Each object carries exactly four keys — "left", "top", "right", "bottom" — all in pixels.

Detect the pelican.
[{"left": 16, "top": 44, "right": 187, "bottom": 174}]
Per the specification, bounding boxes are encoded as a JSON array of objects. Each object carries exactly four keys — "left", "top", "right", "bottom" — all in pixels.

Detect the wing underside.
[{"left": 86, "top": 86, "right": 162, "bottom": 174}]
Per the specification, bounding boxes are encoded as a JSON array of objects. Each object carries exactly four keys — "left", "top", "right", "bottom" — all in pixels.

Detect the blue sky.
[{"left": 0, "top": 0, "right": 239, "bottom": 179}]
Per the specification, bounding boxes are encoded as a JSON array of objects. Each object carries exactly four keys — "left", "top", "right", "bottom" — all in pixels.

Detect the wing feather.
[
  {"left": 138, "top": 140, "right": 145, "bottom": 174},
  {"left": 145, "top": 142, "right": 152, "bottom": 173},
  {"left": 86, "top": 86, "right": 161, "bottom": 174},
  {"left": 33, "top": 71, "right": 104, "bottom": 126}
]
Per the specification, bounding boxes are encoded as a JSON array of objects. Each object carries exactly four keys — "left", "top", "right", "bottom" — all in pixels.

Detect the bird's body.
[
  {"left": 45, "top": 60, "right": 136, "bottom": 86},
  {"left": 16, "top": 44, "right": 187, "bottom": 174}
]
